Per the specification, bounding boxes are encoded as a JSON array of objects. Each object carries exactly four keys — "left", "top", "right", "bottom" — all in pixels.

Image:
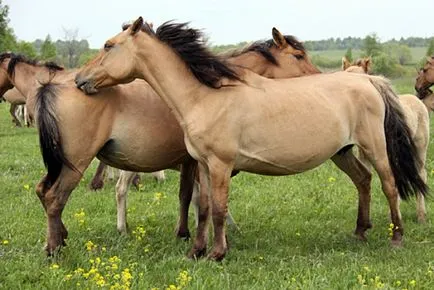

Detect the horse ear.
[
  {"left": 342, "top": 56, "right": 351, "bottom": 70},
  {"left": 272, "top": 27, "right": 287, "bottom": 48},
  {"left": 131, "top": 17, "right": 144, "bottom": 35},
  {"left": 363, "top": 57, "right": 371, "bottom": 73},
  {"left": 146, "top": 21, "right": 154, "bottom": 30}
]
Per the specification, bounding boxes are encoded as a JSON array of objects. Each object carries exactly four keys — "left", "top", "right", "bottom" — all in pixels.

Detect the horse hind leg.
[
  {"left": 89, "top": 161, "right": 107, "bottom": 190},
  {"left": 44, "top": 167, "right": 83, "bottom": 255},
  {"left": 331, "top": 148, "right": 372, "bottom": 241},
  {"left": 359, "top": 139, "right": 404, "bottom": 246},
  {"left": 115, "top": 171, "right": 136, "bottom": 234},
  {"left": 415, "top": 136, "right": 428, "bottom": 223}
]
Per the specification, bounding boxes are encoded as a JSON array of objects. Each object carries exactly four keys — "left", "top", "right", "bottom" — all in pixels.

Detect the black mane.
[
  {"left": 151, "top": 22, "right": 241, "bottom": 88},
  {"left": 0, "top": 52, "right": 63, "bottom": 78},
  {"left": 230, "top": 35, "right": 306, "bottom": 65}
]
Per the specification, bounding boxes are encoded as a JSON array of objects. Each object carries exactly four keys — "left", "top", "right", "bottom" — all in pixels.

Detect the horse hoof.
[
  {"left": 391, "top": 239, "right": 403, "bottom": 248},
  {"left": 187, "top": 246, "right": 206, "bottom": 260},
  {"left": 207, "top": 249, "right": 227, "bottom": 262},
  {"left": 89, "top": 180, "right": 104, "bottom": 191},
  {"left": 176, "top": 230, "right": 191, "bottom": 241},
  {"left": 353, "top": 231, "right": 368, "bottom": 242}
]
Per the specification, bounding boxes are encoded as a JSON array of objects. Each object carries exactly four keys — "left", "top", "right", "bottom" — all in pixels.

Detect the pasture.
[{"left": 1, "top": 78, "right": 434, "bottom": 289}]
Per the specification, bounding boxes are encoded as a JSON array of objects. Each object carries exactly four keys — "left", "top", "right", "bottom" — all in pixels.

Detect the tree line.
[{"left": 1, "top": 1, "right": 433, "bottom": 77}]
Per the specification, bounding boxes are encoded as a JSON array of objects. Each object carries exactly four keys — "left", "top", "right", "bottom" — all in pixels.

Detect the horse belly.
[
  {"left": 97, "top": 138, "right": 188, "bottom": 172},
  {"left": 234, "top": 146, "right": 336, "bottom": 175}
]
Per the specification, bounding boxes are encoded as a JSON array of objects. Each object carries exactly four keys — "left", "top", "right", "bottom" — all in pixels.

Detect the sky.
[{"left": 4, "top": 0, "right": 434, "bottom": 49}]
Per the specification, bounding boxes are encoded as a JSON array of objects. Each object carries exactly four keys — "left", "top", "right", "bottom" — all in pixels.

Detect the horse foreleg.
[
  {"left": 176, "top": 158, "right": 197, "bottom": 239},
  {"left": 89, "top": 161, "right": 107, "bottom": 190},
  {"left": 188, "top": 162, "right": 210, "bottom": 259},
  {"left": 44, "top": 167, "right": 82, "bottom": 255},
  {"left": 331, "top": 149, "right": 372, "bottom": 241},
  {"left": 115, "top": 171, "right": 136, "bottom": 234},
  {"left": 207, "top": 158, "right": 232, "bottom": 261}
]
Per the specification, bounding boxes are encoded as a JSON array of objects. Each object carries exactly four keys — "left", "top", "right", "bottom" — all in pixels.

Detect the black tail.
[
  {"left": 35, "top": 82, "right": 78, "bottom": 186},
  {"left": 370, "top": 77, "right": 428, "bottom": 200}
]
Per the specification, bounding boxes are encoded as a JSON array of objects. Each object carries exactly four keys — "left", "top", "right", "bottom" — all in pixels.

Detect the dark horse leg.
[
  {"left": 331, "top": 148, "right": 372, "bottom": 241},
  {"left": 175, "top": 157, "right": 198, "bottom": 240},
  {"left": 44, "top": 167, "right": 83, "bottom": 255},
  {"left": 89, "top": 160, "right": 107, "bottom": 190}
]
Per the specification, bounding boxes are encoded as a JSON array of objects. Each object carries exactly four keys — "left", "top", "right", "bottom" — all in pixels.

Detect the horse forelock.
[{"left": 153, "top": 21, "right": 240, "bottom": 88}]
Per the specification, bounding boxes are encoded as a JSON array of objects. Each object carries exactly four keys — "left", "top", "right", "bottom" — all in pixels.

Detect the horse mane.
[
  {"left": 149, "top": 21, "right": 240, "bottom": 88},
  {"left": 0, "top": 52, "right": 64, "bottom": 78},
  {"left": 228, "top": 35, "right": 306, "bottom": 65}
]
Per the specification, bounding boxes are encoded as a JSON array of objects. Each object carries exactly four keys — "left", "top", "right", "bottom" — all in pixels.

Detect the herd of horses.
[{"left": 1, "top": 17, "right": 434, "bottom": 261}]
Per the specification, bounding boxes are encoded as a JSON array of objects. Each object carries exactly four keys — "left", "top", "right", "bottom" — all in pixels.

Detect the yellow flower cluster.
[
  {"left": 132, "top": 226, "right": 146, "bottom": 241},
  {"left": 2, "top": 239, "right": 9, "bottom": 245},
  {"left": 74, "top": 208, "right": 86, "bottom": 226},
  {"left": 85, "top": 240, "right": 97, "bottom": 252},
  {"left": 64, "top": 252, "right": 135, "bottom": 289},
  {"left": 153, "top": 192, "right": 167, "bottom": 205},
  {"left": 165, "top": 270, "right": 192, "bottom": 290}
]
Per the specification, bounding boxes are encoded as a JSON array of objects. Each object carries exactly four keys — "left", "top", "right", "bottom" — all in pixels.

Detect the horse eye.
[
  {"left": 294, "top": 54, "right": 304, "bottom": 60},
  {"left": 104, "top": 43, "right": 114, "bottom": 51}
]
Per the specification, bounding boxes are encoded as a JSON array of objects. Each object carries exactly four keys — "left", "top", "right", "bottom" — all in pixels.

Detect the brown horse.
[
  {"left": 76, "top": 18, "right": 427, "bottom": 260},
  {"left": 1, "top": 87, "right": 28, "bottom": 126},
  {"left": 0, "top": 29, "right": 320, "bottom": 254},
  {"left": 415, "top": 57, "right": 434, "bottom": 94},
  {"left": 344, "top": 57, "right": 430, "bottom": 222}
]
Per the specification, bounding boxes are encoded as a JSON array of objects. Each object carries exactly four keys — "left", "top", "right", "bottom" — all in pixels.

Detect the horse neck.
[
  {"left": 422, "top": 94, "right": 434, "bottom": 112},
  {"left": 227, "top": 52, "right": 267, "bottom": 75},
  {"left": 135, "top": 37, "right": 210, "bottom": 126},
  {"left": 8, "top": 62, "right": 45, "bottom": 98}
]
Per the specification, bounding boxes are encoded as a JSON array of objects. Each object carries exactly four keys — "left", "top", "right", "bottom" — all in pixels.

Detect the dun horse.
[
  {"left": 1, "top": 87, "right": 29, "bottom": 126},
  {"left": 76, "top": 18, "right": 427, "bottom": 260},
  {"left": 344, "top": 56, "right": 430, "bottom": 222},
  {"left": 0, "top": 29, "right": 320, "bottom": 254}
]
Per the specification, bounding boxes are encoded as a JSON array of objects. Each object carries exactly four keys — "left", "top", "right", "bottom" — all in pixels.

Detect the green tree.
[
  {"left": 427, "top": 39, "right": 434, "bottom": 56},
  {"left": 40, "top": 35, "right": 57, "bottom": 61},
  {"left": 0, "top": 0, "right": 17, "bottom": 52},
  {"left": 16, "top": 41, "right": 37, "bottom": 58},
  {"left": 363, "top": 33, "right": 382, "bottom": 57},
  {"left": 384, "top": 43, "right": 412, "bottom": 65},
  {"left": 344, "top": 47, "right": 353, "bottom": 63}
]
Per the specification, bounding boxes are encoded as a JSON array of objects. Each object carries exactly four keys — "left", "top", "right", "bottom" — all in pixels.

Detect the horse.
[
  {"left": 415, "top": 56, "right": 434, "bottom": 95},
  {"left": 0, "top": 28, "right": 321, "bottom": 255},
  {"left": 344, "top": 57, "right": 430, "bottom": 222},
  {"left": 342, "top": 56, "right": 371, "bottom": 74},
  {"left": 75, "top": 18, "right": 427, "bottom": 261},
  {"left": 1, "top": 87, "right": 30, "bottom": 127}
]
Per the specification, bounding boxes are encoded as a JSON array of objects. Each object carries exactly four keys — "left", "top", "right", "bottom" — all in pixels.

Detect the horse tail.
[
  {"left": 35, "top": 82, "right": 78, "bottom": 186},
  {"left": 369, "top": 76, "right": 428, "bottom": 200}
]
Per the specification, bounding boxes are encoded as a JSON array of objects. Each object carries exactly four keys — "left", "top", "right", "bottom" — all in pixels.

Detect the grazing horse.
[
  {"left": 344, "top": 57, "right": 430, "bottom": 222},
  {"left": 76, "top": 18, "right": 427, "bottom": 260}
]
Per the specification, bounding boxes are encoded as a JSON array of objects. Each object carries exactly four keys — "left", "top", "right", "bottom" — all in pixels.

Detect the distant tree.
[
  {"left": 15, "top": 41, "right": 37, "bottom": 58},
  {"left": 344, "top": 48, "right": 353, "bottom": 63},
  {"left": 56, "top": 28, "right": 89, "bottom": 68},
  {"left": 0, "top": 0, "right": 17, "bottom": 52},
  {"left": 363, "top": 33, "right": 382, "bottom": 57},
  {"left": 40, "top": 35, "right": 57, "bottom": 61},
  {"left": 384, "top": 43, "right": 412, "bottom": 65},
  {"left": 427, "top": 39, "right": 434, "bottom": 56}
]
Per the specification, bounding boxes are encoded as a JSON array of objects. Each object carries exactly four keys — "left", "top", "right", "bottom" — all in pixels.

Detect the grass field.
[{"left": 1, "top": 78, "right": 434, "bottom": 289}]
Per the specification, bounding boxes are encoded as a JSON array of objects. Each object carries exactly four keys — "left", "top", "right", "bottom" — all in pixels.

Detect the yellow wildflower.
[
  {"left": 328, "top": 177, "right": 336, "bottom": 183},
  {"left": 50, "top": 264, "right": 60, "bottom": 270},
  {"left": 2, "top": 240, "right": 9, "bottom": 245},
  {"left": 64, "top": 274, "right": 73, "bottom": 280},
  {"left": 85, "top": 240, "right": 96, "bottom": 251},
  {"left": 23, "top": 184, "right": 30, "bottom": 190},
  {"left": 409, "top": 280, "right": 416, "bottom": 287}
]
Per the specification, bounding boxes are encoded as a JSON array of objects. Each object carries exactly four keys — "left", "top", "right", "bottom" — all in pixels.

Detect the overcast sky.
[{"left": 5, "top": 0, "right": 434, "bottom": 49}]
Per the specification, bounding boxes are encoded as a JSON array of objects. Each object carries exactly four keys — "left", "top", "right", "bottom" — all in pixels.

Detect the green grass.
[{"left": 1, "top": 81, "right": 434, "bottom": 289}]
